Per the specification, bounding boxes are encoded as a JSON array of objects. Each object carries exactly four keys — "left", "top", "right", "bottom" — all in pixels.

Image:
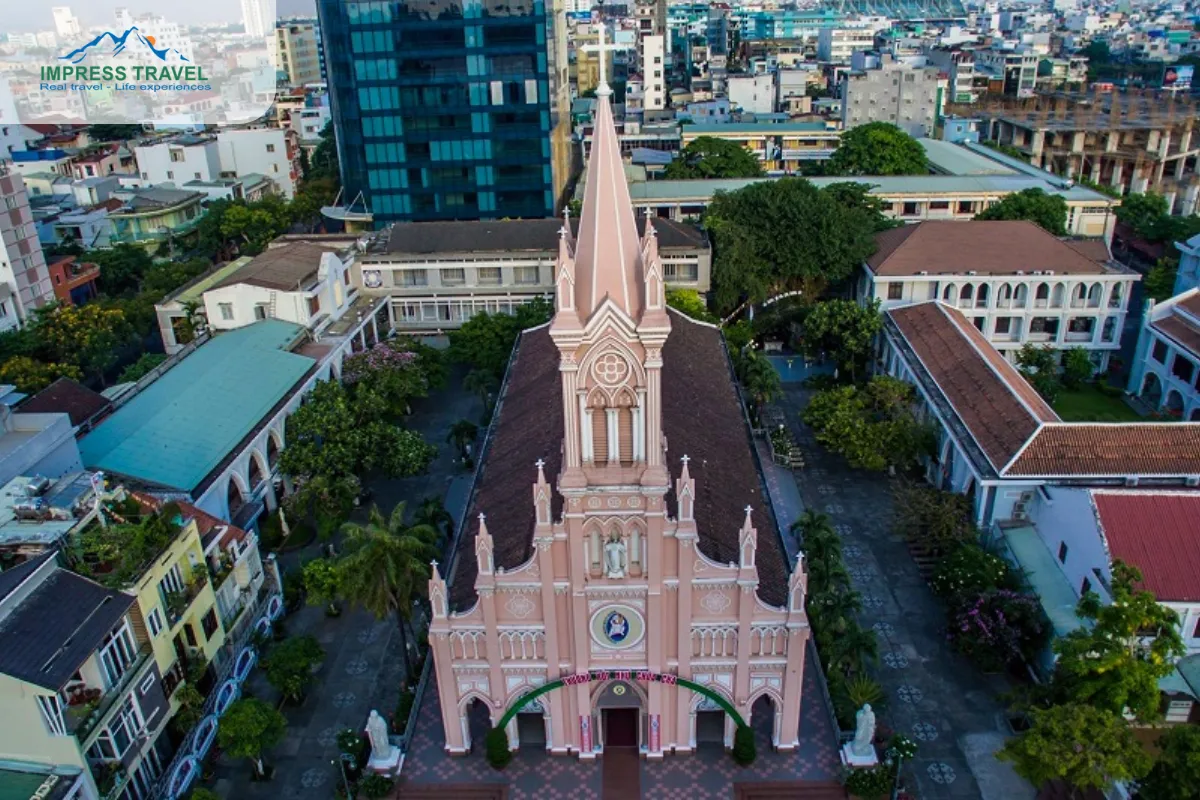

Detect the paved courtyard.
[
  {"left": 203, "top": 370, "right": 482, "bottom": 799},
  {"left": 773, "top": 386, "right": 1034, "bottom": 800},
  {"left": 398, "top": 645, "right": 839, "bottom": 799}
]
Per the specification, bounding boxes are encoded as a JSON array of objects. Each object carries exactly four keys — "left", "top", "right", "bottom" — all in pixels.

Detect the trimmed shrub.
[
  {"left": 732, "top": 725, "right": 757, "bottom": 766},
  {"left": 359, "top": 773, "right": 394, "bottom": 799},
  {"left": 485, "top": 726, "right": 512, "bottom": 769},
  {"left": 844, "top": 765, "right": 893, "bottom": 800}
]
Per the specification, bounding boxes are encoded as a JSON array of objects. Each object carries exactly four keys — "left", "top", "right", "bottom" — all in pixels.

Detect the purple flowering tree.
[
  {"left": 341, "top": 341, "right": 426, "bottom": 416},
  {"left": 949, "top": 590, "right": 1049, "bottom": 673}
]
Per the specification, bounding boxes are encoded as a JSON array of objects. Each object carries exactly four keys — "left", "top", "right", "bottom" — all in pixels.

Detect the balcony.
[
  {"left": 164, "top": 571, "right": 209, "bottom": 629},
  {"left": 90, "top": 761, "right": 130, "bottom": 800},
  {"left": 67, "top": 644, "right": 153, "bottom": 742}
]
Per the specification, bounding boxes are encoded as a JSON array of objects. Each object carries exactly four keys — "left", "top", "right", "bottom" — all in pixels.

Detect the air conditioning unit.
[
  {"left": 1186, "top": 475, "right": 1199, "bottom": 487},
  {"left": 1015, "top": 270, "right": 1025, "bottom": 275},
  {"left": 1012, "top": 502, "right": 1028, "bottom": 521},
  {"left": 968, "top": 270, "right": 977, "bottom": 275},
  {"left": 919, "top": 270, "right": 928, "bottom": 275},
  {"left": 1125, "top": 476, "right": 1140, "bottom": 487},
  {"left": 1045, "top": 270, "right": 1055, "bottom": 275},
  {"left": 1032, "top": 270, "right": 1043, "bottom": 275}
]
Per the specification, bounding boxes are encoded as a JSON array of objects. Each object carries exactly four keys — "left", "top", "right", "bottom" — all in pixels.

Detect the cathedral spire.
[{"left": 572, "top": 52, "right": 645, "bottom": 323}]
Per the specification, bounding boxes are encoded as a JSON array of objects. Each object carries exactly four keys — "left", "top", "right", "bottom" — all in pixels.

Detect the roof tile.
[
  {"left": 1093, "top": 490, "right": 1200, "bottom": 602},
  {"left": 1005, "top": 424, "right": 1200, "bottom": 477}
]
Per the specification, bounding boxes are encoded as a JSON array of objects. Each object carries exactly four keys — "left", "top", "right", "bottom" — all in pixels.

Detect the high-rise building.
[
  {"left": 840, "top": 54, "right": 941, "bottom": 138},
  {"left": 51, "top": 7, "right": 81, "bottom": 40},
  {"left": 275, "top": 19, "right": 323, "bottom": 86},
  {"left": 316, "top": 0, "right": 571, "bottom": 225},
  {"left": 241, "top": 0, "right": 274, "bottom": 41},
  {"left": 0, "top": 166, "right": 53, "bottom": 332}
]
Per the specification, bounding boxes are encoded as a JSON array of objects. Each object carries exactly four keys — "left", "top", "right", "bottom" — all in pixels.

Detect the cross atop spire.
[{"left": 581, "top": 23, "right": 622, "bottom": 97}]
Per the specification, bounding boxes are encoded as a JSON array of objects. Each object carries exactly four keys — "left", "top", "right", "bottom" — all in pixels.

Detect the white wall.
[
  {"left": 728, "top": 74, "right": 775, "bottom": 115},
  {"left": 135, "top": 140, "right": 221, "bottom": 186},
  {"left": 0, "top": 411, "right": 83, "bottom": 485},
  {"left": 1027, "top": 486, "right": 1113, "bottom": 602},
  {"left": 203, "top": 252, "right": 352, "bottom": 332},
  {"left": 217, "top": 129, "right": 296, "bottom": 198}
]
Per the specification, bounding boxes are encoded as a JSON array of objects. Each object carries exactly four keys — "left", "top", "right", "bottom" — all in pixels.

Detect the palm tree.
[
  {"left": 338, "top": 503, "right": 439, "bottom": 687},
  {"left": 463, "top": 369, "right": 498, "bottom": 411},
  {"left": 805, "top": 556, "right": 851, "bottom": 597},
  {"left": 825, "top": 622, "right": 879, "bottom": 677},
  {"left": 414, "top": 496, "right": 455, "bottom": 545},
  {"left": 446, "top": 419, "right": 478, "bottom": 459},
  {"left": 792, "top": 511, "right": 842, "bottom": 564},
  {"left": 808, "top": 588, "right": 862, "bottom": 633},
  {"left": 739, "top": 350, "right": 782, "bottom": 409}
]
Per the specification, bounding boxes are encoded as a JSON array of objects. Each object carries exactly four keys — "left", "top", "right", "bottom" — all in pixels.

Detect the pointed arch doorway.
[{"left": 594, "top": 679, "right": 645, "bottom": 750}]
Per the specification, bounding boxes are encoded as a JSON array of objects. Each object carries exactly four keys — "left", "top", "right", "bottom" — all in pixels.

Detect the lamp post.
[{"left": 332, "top": 753, "right": 355, "bottom": 798}]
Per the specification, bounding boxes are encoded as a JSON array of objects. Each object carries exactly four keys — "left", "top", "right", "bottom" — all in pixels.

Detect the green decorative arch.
[{"left": 497, "top": 672, "right": 747, "bottom": 730}]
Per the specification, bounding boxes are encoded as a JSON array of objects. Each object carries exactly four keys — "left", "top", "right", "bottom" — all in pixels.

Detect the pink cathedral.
[{"left": 427, "top": 75, "right": 810, "bottom": 759}]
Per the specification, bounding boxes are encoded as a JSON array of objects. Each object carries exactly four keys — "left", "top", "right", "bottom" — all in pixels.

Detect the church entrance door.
[
  {"left": 517, "top": 711, "right": 547, "bottom": 748},
  {"left": 696, "top": 710, "right": 726, "bottom": 745},
  {"left": 603, "top": 708, "right": 639, "bottom": 748}
]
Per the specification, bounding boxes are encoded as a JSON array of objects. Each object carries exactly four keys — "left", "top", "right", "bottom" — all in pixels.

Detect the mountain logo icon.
[{"left": 59, "top": 26, "right": 190, "bottom": 65}]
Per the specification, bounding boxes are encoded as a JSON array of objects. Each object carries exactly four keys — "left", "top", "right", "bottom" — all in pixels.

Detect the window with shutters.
[
  {"left": 618, "top": 407, "right": 634, "bottom": 466},
  {"left": 591, "top": 407, "right": 608, "bottom": 464}
]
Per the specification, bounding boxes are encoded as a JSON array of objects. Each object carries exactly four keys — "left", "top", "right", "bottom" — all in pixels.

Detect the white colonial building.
[
  {"left": 860, "top": 220, "right": 1139, "bottom": 370},
  {"left": 1127, "top": 288, "right": 1200, "bottom": 421}
]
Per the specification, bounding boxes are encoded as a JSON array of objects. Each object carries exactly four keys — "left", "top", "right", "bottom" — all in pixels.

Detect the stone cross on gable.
[
  {"left": 581, "top": 24, "right": 622, "bottom": 96},
  {"left": 535, "top": 458, "right": 545, "bottom": 469}
]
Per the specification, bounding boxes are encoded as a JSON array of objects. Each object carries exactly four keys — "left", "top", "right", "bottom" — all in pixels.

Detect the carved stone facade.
[{"left": 427, "top": 79, "right": 809, "bottom": 759}]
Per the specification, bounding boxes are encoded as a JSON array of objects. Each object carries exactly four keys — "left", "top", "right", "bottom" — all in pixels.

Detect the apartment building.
[
  {"left": 840, "top": 55, "right": 941, "bottom": 137},
  {"left": 973, "top": 47, "right": 1038, "bottom": 98},
  {"left": 859, "top": 220, "right": 1139, "bottom": 371},
  {"left": 925, "top": 46, "right": 982, "bottom": 104},
  {"left": 274, "top": 20, "right": 322, "bottom": 87},
  {"left": 0, "top": 555, "right": 171, "bottom": 800},
  {"left": 973, "top": 93, "right": 1199, "bottom": 214},
  {"left": 678, "top": 122, "right": 841, "bottom": 174},
  {"left": 0, "top": 167, "right": 53, "bottom": 331},
  {"left": 817, "top": 26, "right": 877, "bottom": 63},
  {"left": 727, "top": 73, "right": 776, "bottom": 115},
  {"left": 135, "top": 129, "right": 298, "bottom": 199},
  {"left": 352, "top": 217, "right": 710, "bottom": 332}
]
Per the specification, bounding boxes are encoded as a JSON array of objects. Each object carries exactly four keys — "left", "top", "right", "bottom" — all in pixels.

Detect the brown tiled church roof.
[{"left": 448, "top": 311, "right": 788, "bottom": 611}]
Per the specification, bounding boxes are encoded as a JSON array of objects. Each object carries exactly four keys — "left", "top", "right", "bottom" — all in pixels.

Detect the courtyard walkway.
[
  {"left": 205, "top": 370, "right": 482, "bottom": 799},
  {"left": 775, "top": 386, "right": 1034, "bottom": 800}
]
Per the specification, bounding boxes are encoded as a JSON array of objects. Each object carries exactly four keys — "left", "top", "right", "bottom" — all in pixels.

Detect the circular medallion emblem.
[
  {"left": 590, "top": 605, "right": 645, "bottom": 650},
  {"left": 362, "top": 269, "right": 382, "bottom": 288}
]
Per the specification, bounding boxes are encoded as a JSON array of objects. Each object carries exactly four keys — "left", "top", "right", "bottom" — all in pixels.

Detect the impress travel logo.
[{"left": 40, "top": 26, "right": 210, "bottom": 84}]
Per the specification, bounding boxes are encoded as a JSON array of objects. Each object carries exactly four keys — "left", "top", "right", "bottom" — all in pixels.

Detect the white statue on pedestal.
[
  {"left": 366, "top": 710, "right": 391, "bottom": 761},
  {"left": 604, "top": 535, "right": 627, "bottom": 578},
  {"left": 852, "top": 703, "right": 876, "bottom": 758}
]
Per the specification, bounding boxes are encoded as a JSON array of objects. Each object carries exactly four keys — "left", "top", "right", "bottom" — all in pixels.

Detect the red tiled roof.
[
  {"left": 19, "top": 377, "right": 111, "bottom": 428},
  {"left": 1092, "top": 490, "right": 1200, "bottom": 602},
  {"left": 867, "top": 220, "right": 1111, "bottom": 276},
  {"left": 1005, "top": 424, "right": 1200, "bottom": 477},
  {"left": 1152, "top": 313, "right": 1200, "bottom": 358},
  {"left": 128, "top": 493, "right": 247, "bottom": 549},
  {"left": 887, "top": 301, "right": 1058, "bottom": 471}
]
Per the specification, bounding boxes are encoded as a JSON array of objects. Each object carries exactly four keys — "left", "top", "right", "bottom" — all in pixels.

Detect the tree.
[
  {"left": 447, "top": 419, "right": 479, "bottom": 459},
  {"left": 341, "top": 340, "right": 430, "bottom": 416},
  {"left": 975, "top": 188, "right": 1068, "bottom": 235},
  {"left": 414, "top": 496, "right": 455, "bottom": 543},
  {"left": 290, "top": 177, "right": 337, "bottom": 232},
  {"left": 737, "top": 349, "right": 782, "bottom": 409},
  {"left": 800, "top": 298, "right": 882, "bottom": 379},
  {"left": 665, "top": 289, "right": 717, "bottom": 322},
  {"left": 1061, "top": 347, "right": 1093, "bottom": 389},
  {"left": 1137, "top": 724, "right": 1200, "bottom": 800},
  {"left": 263, "top": 635, "right": 325, "bottom": 703},
  {"left": 1050, "top": 561, "right": 1185, "bottom": 721},
  {"left": 171, "top": 683, "right": 205, "bottom": 736},
  {"left": 119, "top": 353, "right": 166, "bottom": 383},
  {"left": 307, "top": 122, "right": 340, "bottom": 184},
  {"left": 1115, "top": 192, "right": 1170, "bottom": 241},
  {"left": 32, "top": 303, "right": 131, "bottom": 385},
  {"left": 704, "top": 179, "right": 882, "bottom": 315},
  {"left": 802, "top": 376, "right": 936, "bottom": 472},
  {"left": 1143, "top": 259, "right": 1179, "bottom": 302},
  {"left": 217, "top": 698, "right": 287, "bottom": 779},
  {"left": 448, "top": 298, "right": 553, "bottom": 378},
  {"left": 663, "top": 136, "right": 766, "bottom": 179},
  {"left": 462, "top": 369, "right": 498, "bottom": 411},
  {"left": 0, "top": 356, "right": 82, "bottom": 393},
  {"left": 338, "top": 503, "right": 440, "bottom": 686},
  {"left": 485, "top": 726, "right": 512, "bottom": 769},
  {"left": 219, "top": 196, "right": 294, "bottom": 256},
  {"left": 281, "top": 380, "right": 435, "bottom": 525},
  {"left": 827, "top": 122, "right": 928, "bottom": 176},
  {"left": 732, "top": 724, "right": 757, "bottom": 766},
  {"left": 302, "top": 558, "right": 342, "bottom": 615},
  {"left": 998, "top": 704, "right": 1151, "bottom": 795},
  {"left": 892, "top": 483, "right": 977, "bottom": 552},
  {"left": 89, "top": 244, "right": 153, "bottom": 296},
  {"left": 87, "top": 124, "right": 144, "bottom": 142},
  {"left": 1016, "top": 343, "right": 1061, "bottom": 404}
]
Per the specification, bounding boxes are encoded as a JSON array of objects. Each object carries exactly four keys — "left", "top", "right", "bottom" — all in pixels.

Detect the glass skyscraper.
[{"left": 317, "top": 0, "right": 572, "bottom": 225}]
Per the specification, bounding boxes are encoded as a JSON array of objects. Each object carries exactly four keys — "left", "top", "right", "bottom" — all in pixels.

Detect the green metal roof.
[
  {"left": 80, "top": 320, "right": 314, "bottom": 493},
  {"left": 1002, "top": 525, "right": 1086, "bottom": 639},
  {"left": 170, "top": 257, "right": 253, "bottom": 304},
  {"left": 919, "top": 138, "right": 1018, "bottom": 177}
]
